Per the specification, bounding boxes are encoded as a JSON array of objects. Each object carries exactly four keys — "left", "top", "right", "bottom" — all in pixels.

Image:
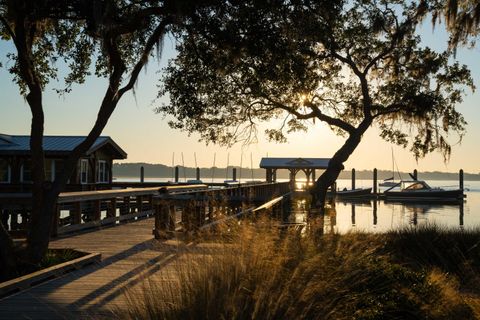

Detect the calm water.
[
  {"left": 288, "top": 179, "right": 480, "bottom": 233},
  {"left": 116, "top": 177, "right": 480, "bottom": 232}
]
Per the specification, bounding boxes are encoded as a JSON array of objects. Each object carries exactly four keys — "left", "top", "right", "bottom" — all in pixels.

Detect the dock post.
[
  {"left": 459, "top": 169, "right": 464, "bottom": 192},
  {"left": 266, "top": 169, "right": 272, "bottom": 183},
  {"left": 373, "top": 168, "right": 377, "bottom": 194},
  {"left": 107, "top": 198, "right": 116, "bottom": 218},
  {"left": 51, "top": 205, "right": 60, "bottom": 237},
  {"left": 0, "top": 207, "right": 8, "bottom": 230},
  {"left": 140, "top": 166, "right": 145, "bottom": 183},
  {"left": 93, "top": 199, "right": 101, "bottom": 221},
  {"left": 196, "top": 167, "right": 200, "bottom": 181},
  {"left": 154, "top": 202, "right": 169, "bottom": 239},
  {"left": 413, "top": 169, "right": 418, "bottom": 180},
  {"left": 233, "top": 168, "right": 237, "bottom": 181},
  {"left": 73, "top": 202, "right": 82, "bottom": 224},
  {"left": 136, "top": 196, "right": 143, "bottom": 213},
  {"left": 352, "top": 168, "right": 356, "bottom": 190},
  {"left": 175, "top": 166, "right": 179, "bottom": 183}
]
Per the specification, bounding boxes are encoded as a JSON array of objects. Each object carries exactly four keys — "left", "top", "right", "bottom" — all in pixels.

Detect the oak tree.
[
  {"left": 158, "top": 0, "right": 473, "bottom": 207},
  {"left": 0, "top": 0, "right": 212, "bottom": 280}
]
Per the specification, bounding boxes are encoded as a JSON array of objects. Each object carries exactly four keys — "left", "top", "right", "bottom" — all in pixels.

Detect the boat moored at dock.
[{"left": 384, "top": 180, "right": 464, "bottom": 201}]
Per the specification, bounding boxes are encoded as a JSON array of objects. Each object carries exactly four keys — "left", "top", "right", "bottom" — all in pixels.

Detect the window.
[
  {"left": 0, "top": 159, "right": 10, "bottom": 183},
  {"left": 21, "top": 160, "right": 32, "bottom": 182},
  {"left": 45, "top": 159, "right": 55, "bottom": 181},
  {"left": 97, "top": 160, "right": 109, "bottom": 183},
  {"left": 80, "top": 159, "right": 88, "bottom": 184}
]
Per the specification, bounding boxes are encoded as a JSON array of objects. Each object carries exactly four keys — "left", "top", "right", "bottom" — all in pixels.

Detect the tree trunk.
[
  {"left": 311, "top": 119, "right": 372, "bottom": 211},
  {"left": 25, "top": 187, "right": 59, "bottom": 265},
  {"left": 0, "top": 221, "right": 18, "bottom": 281}
]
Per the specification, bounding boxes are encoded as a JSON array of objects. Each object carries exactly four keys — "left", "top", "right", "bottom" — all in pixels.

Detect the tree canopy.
[
  {"left": 159, "top": 0, "right": 474, "bottom": 162},
  {"left": 0, "top": 0, "right": 215, "bottom": 279}
]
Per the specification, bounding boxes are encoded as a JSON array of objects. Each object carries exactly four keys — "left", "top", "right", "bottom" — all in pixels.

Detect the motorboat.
[
  {"left": 379, "top": 179, "right": 399, "bottom": 188},
  {"left": 384, "top": 180, "right": 464, "bottom": 201},
  {"left": 336, "top": 187, "right": 372, "bottom": 198}
]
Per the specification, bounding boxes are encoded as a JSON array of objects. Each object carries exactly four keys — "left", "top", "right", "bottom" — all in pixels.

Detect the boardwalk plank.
[{"left": 0, "top": 218, "right": 192, "bottom": 319}]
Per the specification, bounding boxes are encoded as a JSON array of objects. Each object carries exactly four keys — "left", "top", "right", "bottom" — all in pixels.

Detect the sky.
[{"left": 0, "top": 22, "right": 479, "bottom": 173}]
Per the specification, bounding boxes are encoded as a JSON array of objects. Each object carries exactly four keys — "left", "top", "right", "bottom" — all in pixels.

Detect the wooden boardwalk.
[{"left": 0, "top": 218, "right": 203, "bottom": 319}]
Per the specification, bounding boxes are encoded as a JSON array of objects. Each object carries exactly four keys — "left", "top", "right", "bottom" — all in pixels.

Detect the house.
[{"left": 0, "top": 134, "right": 127, "bottom": 191}]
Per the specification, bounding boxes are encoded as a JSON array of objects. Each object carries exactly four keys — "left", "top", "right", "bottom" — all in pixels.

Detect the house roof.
[
  {"left": 0, "top": 134, "right": 127, "bottom": 159},
  {"left": 259, "top": 157, "right": 330, "bottom": 169}
]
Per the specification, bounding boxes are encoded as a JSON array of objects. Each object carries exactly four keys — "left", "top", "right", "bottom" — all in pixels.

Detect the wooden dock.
[
  {"left": 0, "top": 182, "right": 290, "bottom": 319},
  {"left": 0, "top": 217, "right": 192, "bottom": 319}
]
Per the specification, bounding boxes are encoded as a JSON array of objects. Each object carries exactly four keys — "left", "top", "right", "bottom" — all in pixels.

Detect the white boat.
[{"left": 384, "top": 180, "right": 463, "bottom": 201}]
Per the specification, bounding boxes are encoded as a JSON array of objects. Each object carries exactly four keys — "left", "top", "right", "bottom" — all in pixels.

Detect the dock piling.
[
  {"left": 140, "top": 166, "right": 144, "bottom": 183},
  {"left": 352, "top": 168, "right": 356, "bottom": 190},
  {"left": 373, "top": 168, "right": 377, "bottom": 194},
  {"left": 459, "top": 169, "right": 464, "bottom": 191},
  {"left": 196, "top": 167, "right": 200, "bottom": 181},
  {"left": 175, "top": 166, "right": 179, "bottom": 183}
]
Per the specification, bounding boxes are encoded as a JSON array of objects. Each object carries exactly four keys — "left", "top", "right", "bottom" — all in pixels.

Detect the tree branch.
[{"left": 118, "top": 17, "right": 172, "bottom": 97}]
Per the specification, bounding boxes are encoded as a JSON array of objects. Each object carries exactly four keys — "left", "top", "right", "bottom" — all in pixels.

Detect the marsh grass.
[{"left": 121, "top": 219, "right": 480, "bottom": 319}]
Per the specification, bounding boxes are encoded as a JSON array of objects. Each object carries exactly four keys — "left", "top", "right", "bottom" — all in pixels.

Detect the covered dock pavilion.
[{"left": 259, "top": 157, "right": 331, "bottom": 187}]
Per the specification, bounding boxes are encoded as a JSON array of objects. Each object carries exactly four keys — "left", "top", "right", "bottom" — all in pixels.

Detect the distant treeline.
[{"left": 113, "top": 163, "right": 480, "bottom": 181}]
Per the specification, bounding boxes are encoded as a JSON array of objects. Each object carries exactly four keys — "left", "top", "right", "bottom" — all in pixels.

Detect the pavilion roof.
[{"left": 259, "top": 157, "right": 330, "bottom": 169}]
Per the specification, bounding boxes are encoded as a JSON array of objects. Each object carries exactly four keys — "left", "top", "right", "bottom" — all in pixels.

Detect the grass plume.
[{"left": 120, "top": 219, "right": 480, "bottom": 319}]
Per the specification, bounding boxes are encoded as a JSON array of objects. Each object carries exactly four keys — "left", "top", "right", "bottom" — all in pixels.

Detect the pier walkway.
[
  {"left": 0, "top": 182, "right": 291, "bottom": 319},
  {"left": 0, "top": 217, "right": 198, "bottom": 319}
]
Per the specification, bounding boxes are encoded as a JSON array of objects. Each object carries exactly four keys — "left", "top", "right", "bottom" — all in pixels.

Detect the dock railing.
[
  {"left": 152, "top": 182, "right": 290, "bottom": 238},
  {"left": 0, "top": 182, "right": 289, "bottom": 238}
]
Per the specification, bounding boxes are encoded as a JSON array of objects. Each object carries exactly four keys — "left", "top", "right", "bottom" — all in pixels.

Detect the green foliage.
[
  {"left": 38, "top": 248, "right": 84, "bottom": 269},
  {"left": 158, "top": 0, "right": 474, "bottom": 160},
  {"left": 0, "top": 0, "right": 178, "bottom": 95}
]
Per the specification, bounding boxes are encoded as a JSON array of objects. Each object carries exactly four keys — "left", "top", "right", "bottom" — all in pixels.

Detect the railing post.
[
  {"left": 136, "top": 195, "right": 143, "bottom": 213},
  {"left": 107, "top": 198, "right": 117, "bottom": 218},
  {"left": 0, "top": 206, "right": 8, "bottom": 230},
  {"left": 73, "top": 202, "right": 82, "bottom": 224},
  {"left": 121, "top": 196, "right": 130, "bottom": 215},
  {"left": 93, "top": 199, "right": 101, "bottom": 221}
]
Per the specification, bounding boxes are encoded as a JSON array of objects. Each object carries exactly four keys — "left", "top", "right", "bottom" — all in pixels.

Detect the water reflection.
[{"left": 285, "top": 192, "right": 472, "bottom": 233}]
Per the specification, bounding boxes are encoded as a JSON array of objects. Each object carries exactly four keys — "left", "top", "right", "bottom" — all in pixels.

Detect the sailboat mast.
[
  {"left": 181, "top": 152, "right": 186, "bottom": 182},
  {"left": 211, "top": 153, "right": 216, "bottom": 182},
  {"left": 239, "top": 151, "right": 243, "bottom": 183},
  {"left": 250, "top": 153, "right": 254, "bottom": 181},
  {"left": 391, "top": 147, "right": 394, "bottom": 181},
  {"left": 171, "top": 152, "right": 175, "bottom": 181},
  {"left": 225, "top": 153, "right": 230, "bottom": 180}
]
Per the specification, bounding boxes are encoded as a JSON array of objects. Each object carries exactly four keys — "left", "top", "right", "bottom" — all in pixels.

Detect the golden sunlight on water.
[{"left": 285, "top": 179, "right": 480, "bottom": 233}]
